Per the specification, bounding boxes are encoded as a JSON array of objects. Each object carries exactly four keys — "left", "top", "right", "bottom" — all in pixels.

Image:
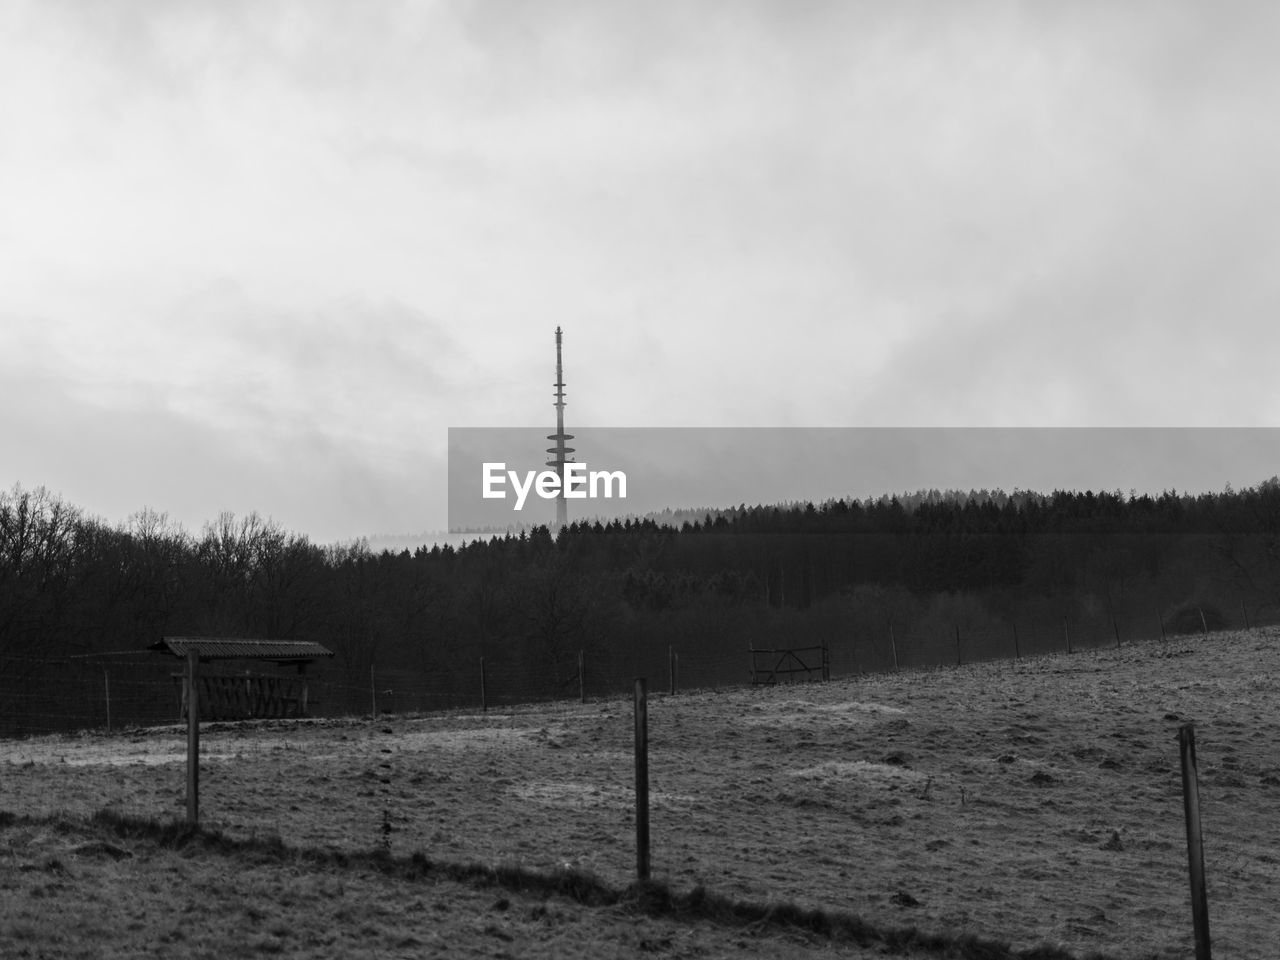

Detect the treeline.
[{"left": 3, "top": 480, "right": 1279, "bottom": 733}]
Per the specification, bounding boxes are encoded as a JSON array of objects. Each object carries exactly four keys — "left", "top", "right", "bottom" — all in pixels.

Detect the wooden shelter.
[
  {"left": 149, "top": 637, "right": 333, "bottom": 827},
  {"left": 150, "top": 637, "right": 334, "bottom": 721}
]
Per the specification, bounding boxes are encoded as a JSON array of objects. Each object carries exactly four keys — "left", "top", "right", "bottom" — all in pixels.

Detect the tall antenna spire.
[{"left": 546, "top": 326, "right": 574, "bottom": 531}]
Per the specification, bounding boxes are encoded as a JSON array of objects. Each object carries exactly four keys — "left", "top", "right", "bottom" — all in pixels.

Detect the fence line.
[{"left": 3, "top": 601, "right": 1278, "bottom": 737}]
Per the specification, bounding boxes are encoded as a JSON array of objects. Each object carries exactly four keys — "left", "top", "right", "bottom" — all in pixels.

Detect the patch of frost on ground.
[
  {"left": 511, "top": 780, "right": 695, "bottom": 810},
  {"left": 790, "top": 760, "right": 928, "bottom": 783},
  {"left": 740, "top": 700, "right": 907, "bottom": 727}
]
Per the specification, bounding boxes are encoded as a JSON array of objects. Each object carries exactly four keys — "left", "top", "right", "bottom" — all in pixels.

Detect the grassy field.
[{"left": 4, "top": 628, "right": 1279, "bottom": 958}]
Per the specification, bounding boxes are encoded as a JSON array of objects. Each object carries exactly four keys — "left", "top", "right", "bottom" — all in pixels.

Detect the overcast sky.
[{"left": 4, "top": 1, "right": 1279, "bottom": 543}]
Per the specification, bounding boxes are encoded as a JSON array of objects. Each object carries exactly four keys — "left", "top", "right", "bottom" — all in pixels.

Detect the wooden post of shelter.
[
  {"left": 1179, "top": 723, "right": 1212, "bottom": 959},
  {"left": 297, "top": 661, "right": 308, "bottom": 714},
  {"left": 150, "top": 637, "right": 334, "bottom": 826},
  {"left": 633, "top": 677, "right": 650, "bottom": 881},
  {"left": 186, "top": 648, "right": 200, "bottom": 826}
]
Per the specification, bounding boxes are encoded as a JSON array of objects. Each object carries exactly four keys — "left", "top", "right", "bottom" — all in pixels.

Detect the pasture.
[{"left": 4, "top": 628, "right": 1280, "bottom": 958}]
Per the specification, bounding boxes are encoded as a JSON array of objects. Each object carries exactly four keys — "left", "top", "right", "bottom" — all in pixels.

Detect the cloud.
[
  {"left": 0, "top": 287, "right": 474, "bottom": 538},
  {"left": 0, "top": 361, "right": 450, "bottom": 543},
  {"left": 4, "top": 0, "right": 1280, "bottom": 536}
]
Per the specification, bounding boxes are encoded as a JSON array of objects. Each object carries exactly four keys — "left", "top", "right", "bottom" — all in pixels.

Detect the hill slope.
[{"left": 4, "top": 629, "right": 1278, "bottom": 958}]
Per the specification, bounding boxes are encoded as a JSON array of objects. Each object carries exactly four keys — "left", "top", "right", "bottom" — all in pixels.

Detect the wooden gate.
[{"left": 748, "top": 641, "right": 830, "bottom": 685}]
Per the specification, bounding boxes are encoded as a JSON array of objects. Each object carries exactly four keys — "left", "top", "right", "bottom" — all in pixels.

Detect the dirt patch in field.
[{"left": 5, "top": 628, "right": 1280, "bottom": 958}]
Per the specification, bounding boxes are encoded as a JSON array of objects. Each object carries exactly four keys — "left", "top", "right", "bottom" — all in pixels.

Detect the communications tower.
[{"left": 545, "top": 326, "right": 574, "bottom": 530}]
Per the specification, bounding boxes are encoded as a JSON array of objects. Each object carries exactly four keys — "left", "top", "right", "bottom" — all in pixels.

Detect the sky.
[{"left": 3, "top": 1, "right": 1280, "bottom": 544}]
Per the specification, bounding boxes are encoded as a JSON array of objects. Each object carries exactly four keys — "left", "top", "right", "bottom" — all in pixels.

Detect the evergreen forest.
[{"left": 3, "top": 479, "right": 1280, "bottom": 735}]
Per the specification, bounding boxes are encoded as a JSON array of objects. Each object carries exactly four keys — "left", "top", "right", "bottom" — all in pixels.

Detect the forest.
[{"left": 3, "top": 478, "right": 1279, "bottom": 735}]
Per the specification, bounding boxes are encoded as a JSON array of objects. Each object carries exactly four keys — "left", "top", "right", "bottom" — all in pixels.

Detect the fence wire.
[{"left": 3, "top": 599, "right": 1276, "bottom": 737}]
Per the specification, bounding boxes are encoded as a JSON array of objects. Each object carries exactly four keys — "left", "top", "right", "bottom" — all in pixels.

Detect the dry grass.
[
  {"left": 5, "top": 627, "right": 1280, "bottom": 958},
  {"left": 0, "top": 809, "right": 1103, "bottom": 959}
]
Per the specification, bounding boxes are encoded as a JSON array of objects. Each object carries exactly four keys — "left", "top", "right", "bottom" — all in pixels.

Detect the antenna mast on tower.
[{"left": 546, "top": 327, "right": 574, "bottom": 531}]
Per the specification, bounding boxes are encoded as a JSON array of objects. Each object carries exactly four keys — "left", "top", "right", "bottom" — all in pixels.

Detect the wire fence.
[{"left": 4, "top": 595, "right": 1277, "bottom": 738}]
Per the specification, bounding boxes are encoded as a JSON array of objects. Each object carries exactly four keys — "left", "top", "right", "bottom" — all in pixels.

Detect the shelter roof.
[{"left": 149, "top": 637, "right": 334, "bottom": 664}]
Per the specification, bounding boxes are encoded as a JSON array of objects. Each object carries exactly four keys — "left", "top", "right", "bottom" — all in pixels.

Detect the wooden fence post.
[
  {"left": 954, "top": 625, "right": 962, "bottom": 666},
  {"left": 1159, "top": 610, "right": 1167, "bottom": 641},
  {"left": 668, "top": 645, "right": 676, "bottom": 696},
  {"left": 633, "top": 678, "right": 650, "bottom": 881},
  {"left": 186, "top": 649, "right": 200, "bottom": 827},
  {"left": 1179, "top": 724, "right": 1212, "bottom": 960},
  {"left": 480, "top": 656, "right": 487, "bottom": 713},
  {"left": 578, "top": 650, "right": 586, "bottom": 704},
  {"left": 1241, "top": 600, "right": 1250, "bottom": 631},
  {"left": 103, "top": 668, "right": 111, "bottom": 734},
  {"left": 370, "top": 664, "right": 377, "bottom": 717},
  {"left": 1012, "top": 622, "right": 1021, "bottom": 660},
  {"left": 1199, "top": 607, "right": 1209, "bottom": 636},
  {"left": 889, "top": 623, "right": 899, "bottom": 671},
  {"left": 1063, "top": 615, "right": 1072, "bottom": 654}
]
